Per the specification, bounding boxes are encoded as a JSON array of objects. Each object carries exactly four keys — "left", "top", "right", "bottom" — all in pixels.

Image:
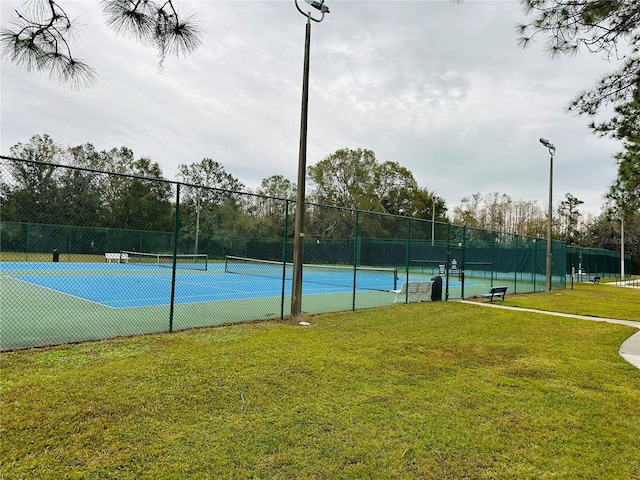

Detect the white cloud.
[{"left": 1, "top": 0, "right": 625, "bottom": 217}]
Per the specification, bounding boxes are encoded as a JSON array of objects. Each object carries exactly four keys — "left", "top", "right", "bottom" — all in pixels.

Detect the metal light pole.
[
  {"left": 291, "top": 0, "right": 329, "bottom": 319},
  {"left": 540, "top": 138, "right": 555, "bottom": 294}
]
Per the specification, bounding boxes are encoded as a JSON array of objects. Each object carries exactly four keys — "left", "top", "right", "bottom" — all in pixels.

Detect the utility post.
[{"left": 291, "top": 0, "right": 330, "bottom": 319}]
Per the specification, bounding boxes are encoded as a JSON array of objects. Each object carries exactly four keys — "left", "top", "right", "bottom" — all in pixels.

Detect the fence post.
[
  {"left": 169, "top": 183, "right": 181, "bottom": 333},
  {"left": 513, "top": 234, "right": 518, "bottom": 294},
  {"left": 281, "top": 201, "right": 290, "bottom": 320},
  {"left": 532, "top": 239, "right": 537, "bottom": 292},
  {"left": 461, "top": 225, "right": 466, "bottom": 299},
  {"left": 491, "top": 231, "right": 496, "bottom": 288},
  {"left": 403, "top": 217, "right": 411, "bottom": 303},
  {"left": 445, "top": 223, "right": 451, "bottom": 301},
  {"left": 26, "top": 223, "right": 30, "bottom": 261},
  {"left": 352, "top": 210, "right": 359, "bottom": 310}
]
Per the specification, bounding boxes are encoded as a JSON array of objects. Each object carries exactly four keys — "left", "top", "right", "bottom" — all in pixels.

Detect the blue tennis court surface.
[
  {"left": 12, "top": 272, "right": 347, "bottom": 308},
  {"left": 4, "top": 262, "right": 400, "bottom": 309},
  {"left": 4, "top": 262, "right": 476, "bottom": 309}
]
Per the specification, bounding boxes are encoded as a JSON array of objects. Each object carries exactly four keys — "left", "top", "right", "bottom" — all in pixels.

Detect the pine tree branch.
[{"left": 0, "top": 0, "right": 202, "bottom": 87}]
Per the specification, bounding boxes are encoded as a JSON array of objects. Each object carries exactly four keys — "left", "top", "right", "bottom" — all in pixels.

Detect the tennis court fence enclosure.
[{"left": 0, "top": 157, "right": 630, "bottom": 350}]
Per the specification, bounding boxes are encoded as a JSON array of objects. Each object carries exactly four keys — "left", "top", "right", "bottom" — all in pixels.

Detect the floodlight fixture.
[
  {"left": 539, "top": 137, "right": 555, "bottom": 152},
  {"left": 295, "top": 0, "right": 329, "bottom": 22},
  {"left": 305, "top": 0, "right": 330, "bottom": 13}
]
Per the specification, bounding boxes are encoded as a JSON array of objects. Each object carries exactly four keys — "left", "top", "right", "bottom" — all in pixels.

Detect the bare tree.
[{"left": 453, "top": 192, "right": 548, "bottom": 236}]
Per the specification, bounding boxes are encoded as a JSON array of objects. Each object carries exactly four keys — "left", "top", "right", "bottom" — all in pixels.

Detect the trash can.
[
  {"left": 430, "top": 275, "right": 443, "bottom": 301},
  {"left": 52, "top": 248, "right": 59, "bottom": 262}
]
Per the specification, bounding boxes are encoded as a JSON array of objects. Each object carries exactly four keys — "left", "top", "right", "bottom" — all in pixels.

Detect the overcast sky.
[{"left": 1, "top": 0, "right": 625, "bottom": 217}]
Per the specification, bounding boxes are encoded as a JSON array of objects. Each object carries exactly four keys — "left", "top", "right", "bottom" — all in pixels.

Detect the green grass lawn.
[
  {"left": 502, "top": 282, "right": 640, "bottom": 321},
  {"left": 1, "top": 286, "right": 639, "bottom": 479}
]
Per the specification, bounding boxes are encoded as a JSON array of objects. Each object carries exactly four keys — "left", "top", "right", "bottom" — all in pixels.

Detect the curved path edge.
[{"left": 458, "top": 301, "right": 640, "bottom": 370}]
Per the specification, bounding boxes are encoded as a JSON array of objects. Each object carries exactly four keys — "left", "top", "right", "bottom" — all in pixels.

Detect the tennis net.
[
  {"left": 122, "top": 251, "right": 208, "bottom": 271},
  {"left": 224, "top": 255, "right": 397, "bottom": 291}
]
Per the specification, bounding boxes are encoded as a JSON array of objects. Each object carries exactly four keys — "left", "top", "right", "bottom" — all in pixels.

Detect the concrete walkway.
[
  {"left": 459, "top": 301, "right": 640, "bottom": 370},
  {"left": 604, "top": 279, "right": 640, "bottom": 289}
]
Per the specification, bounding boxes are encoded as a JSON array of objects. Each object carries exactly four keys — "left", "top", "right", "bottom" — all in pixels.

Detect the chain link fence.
[{"left": 1, "top": 156, "right": 629, "bottom": 350}]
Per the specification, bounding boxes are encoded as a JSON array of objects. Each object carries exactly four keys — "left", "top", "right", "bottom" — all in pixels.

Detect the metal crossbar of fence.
[{"left": 0, "top": 156, "right": 630, "bottom": 350}]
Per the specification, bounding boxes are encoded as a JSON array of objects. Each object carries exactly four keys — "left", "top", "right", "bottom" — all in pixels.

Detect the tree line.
[
  {"left": 1, "top": 135, "right": 448, "bottom": 242},
  {"left": 452, "top": 191, "right": 639, "bottom": 272},
  {"left": 452, "top": 191, "right": 585, "bottom": 242},
  {"left": 3, "top": 133, "right": 639, "bottom": 271},
  {"left": 2, "top": 134, "right": 637, "bottom": 246}
]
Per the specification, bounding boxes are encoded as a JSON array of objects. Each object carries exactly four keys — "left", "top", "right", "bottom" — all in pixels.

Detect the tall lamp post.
[
  {"left": 539, "top": 138, "right": 555, "bottom": 294},
  {"left": 291, "top": 0, "right": 330, "bottom": 319}
]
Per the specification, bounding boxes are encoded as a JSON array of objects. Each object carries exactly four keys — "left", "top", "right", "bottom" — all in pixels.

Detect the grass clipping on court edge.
[{"left": 1, "top": 287, "right": 639, "bottom": 479}]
